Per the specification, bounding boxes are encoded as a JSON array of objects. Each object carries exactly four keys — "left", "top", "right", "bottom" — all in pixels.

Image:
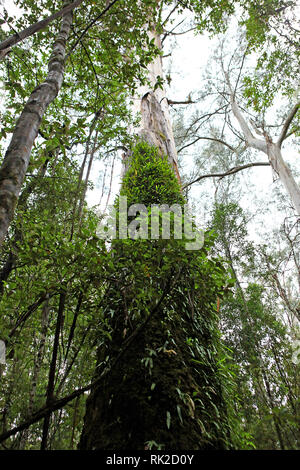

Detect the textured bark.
[
  {"left": 0, "top": 9, "right": 73, "bottom": 246},
  {"left": 139, "top": 91, "right": 181, "bottom": 181},
  {"left": 79, "top": 296, "right": 229, "bottom": 450},
  {"left": 125, "top": 30, "right": 180, "bottom": 182},
  {"left": 41, "top": 292, "right": 66, "bottom": 450},
  {"left": 0, "top": 158, "right": 50, "bottom": 294}
]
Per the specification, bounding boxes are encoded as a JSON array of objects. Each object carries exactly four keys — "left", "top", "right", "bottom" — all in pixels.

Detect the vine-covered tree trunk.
[
  {"left": 123, "top": 29, "right": 180, "bottom": 182},
  {"left": 79, "top": 24, "right": 232, "bottom": 450}
]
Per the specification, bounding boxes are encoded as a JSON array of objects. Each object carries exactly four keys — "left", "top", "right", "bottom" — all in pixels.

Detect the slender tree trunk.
[
  {"left": 103, "top": 153, "right": 116, "bottom": 212},
  {"left": 124, "top": 29, "right": 180, "bottom": 181},
  {"left": 41, "top": 292, "right": 66, "bottom": 450},
  {"left": 78, "top": 129, "right": 99, "bottom": 222},
  {"left": 18, "top": 297, "right": 50, "bottom": 449},
  {"left": 70, "top": 111, "right": 102, "bottom": 240},
  {"left": 0, "top": 7, "right": 73, "bottom": 246}
]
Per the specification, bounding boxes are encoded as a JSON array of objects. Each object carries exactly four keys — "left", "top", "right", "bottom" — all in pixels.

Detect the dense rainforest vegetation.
[{"left": 0, "top": 0, "right": 299, "bottom": 450}]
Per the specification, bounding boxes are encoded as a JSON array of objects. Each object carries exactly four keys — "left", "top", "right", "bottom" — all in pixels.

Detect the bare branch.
[
  {"left": 66, "top": 0, "right": 120, "bottom": 58},
  {"left": 161, "top": 18, "right": 186, "bottom": 44},
  {"left": 163, "top": 26, "right": 197, "bottom": 37},
  {"left": 182, "top": 162, "right": 270, "bottom": 189},
  {"left": 178, "top": 136, "right": 236, "bottom": 154},
  {"left": 161, "top": 3, "right": 178, "bottom": 27},
  {"left": 167, "top": 98, "right": 195, "bottom": 106},
  {"left": 176, "top": 104, "right": 228, "bottom": 144},
  {"left": 277, "top": 102, "right": 300, "bottom": 148}
]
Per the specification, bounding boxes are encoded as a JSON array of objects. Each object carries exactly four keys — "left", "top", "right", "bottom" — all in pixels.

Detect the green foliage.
[
  {"left": 121, "top": 140, "right": 184, "bottom": 206},
  {"left": 0, "top": 130, "right": 241, "bottom": 449},
  {"left": 0, "top": 138, "right": 111, "bottom": 449},
  {"left": 239, "top": 0, "right": 299, "bottom": 109},
  {"left": 209, "top": 202, "right": 300, "bottom": 449}
]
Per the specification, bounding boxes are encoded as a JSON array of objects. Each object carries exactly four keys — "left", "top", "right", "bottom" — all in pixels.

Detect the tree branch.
[
  {"left": 182, "top": 162, "right": 270, "bottom": 189},
  {"left": 167, "top": 98, "right": 195, "bottom": 106},
  {"left": 163, "top": 26, "right": 197, "bottom": 37},
  {"left": 66, "top": 0, "right": 120, "bottom": 58},
  {"left": 177, "top": 136, "right": 236, "bottom": 154},
  {"left": 0, "top": 268, "right": 182, "bottom": 444},
  {"left": 224, "top": 72, "right": 267, "bottom": 153},
  {"left": 277, "top": 102, "right": 300, "bottom": 148},
  {"left": 161, "top": 18, "right": 186, "bottom": 44},
  {"left": 0, "top": 0, "right": 84, "bottom": 55}
]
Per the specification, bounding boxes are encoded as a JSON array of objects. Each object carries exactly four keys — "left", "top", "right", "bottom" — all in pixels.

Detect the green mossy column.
[{"left": 79, "top": 142, "right": 232, "bottom": 450}]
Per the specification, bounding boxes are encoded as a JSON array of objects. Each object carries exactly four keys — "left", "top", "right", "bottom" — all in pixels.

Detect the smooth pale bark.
[
  {"left": 226, "top": 74, "right": 300, "bottom": 214},
  {"left": 0, "top": 9, "right": 73, "bottom": 246},
  {"left": 267, "top": 143, "right": 300, "bottom": 215},
  {"left": 78, "top": 129, "right": 99, "bottom": 222},
  {"left": 0, "top": 0, "right": 83, "bottom": 56}
]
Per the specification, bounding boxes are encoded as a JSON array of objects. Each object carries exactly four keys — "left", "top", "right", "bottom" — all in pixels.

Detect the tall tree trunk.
[
  {"left": 0, "top": 7, "right": 73, "bottom": 246},
  {"left": 79, "top": 23, "right": 231, "bottom": 450},
  {"left": 0, "top": 157, "right": 50, "bottom": 295}
]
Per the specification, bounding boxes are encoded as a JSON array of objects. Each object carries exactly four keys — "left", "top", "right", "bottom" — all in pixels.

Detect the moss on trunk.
[{"left": 79, "top": 142, "right": 233, "bottom": 450}]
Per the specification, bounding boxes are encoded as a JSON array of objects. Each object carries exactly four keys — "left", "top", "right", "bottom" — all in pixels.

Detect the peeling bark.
[
  {"left": 0, "top": 8, "right": 73, "bottom": 246},
  {"left": 127, "top": 31, "right": 180, "bottom": 182}
]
